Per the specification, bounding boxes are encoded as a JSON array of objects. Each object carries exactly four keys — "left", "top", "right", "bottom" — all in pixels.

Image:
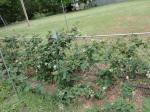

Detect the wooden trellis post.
[
  {"left": 0, "top": 15, "right": 8, "bottom": 31},
  {"left": 20, "top": 0, "right": 30, "bottom": 27},
  {"left": 61, "top": 0, "right": 69, "bottom": 31},
  {"left": 0, "top": 15, "right": 7, "bottom": 27}
]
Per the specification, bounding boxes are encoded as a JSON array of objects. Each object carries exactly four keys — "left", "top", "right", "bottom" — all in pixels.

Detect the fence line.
[
  {"left": 0, "top": 32, "right": 150, "bottom": 41},
  {"left": 75, "top": 32, "right": 150, "bottom": 39}
]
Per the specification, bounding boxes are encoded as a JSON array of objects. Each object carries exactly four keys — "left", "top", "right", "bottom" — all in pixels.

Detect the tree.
[
  {"left": 0, "top": 0, "right": 73, "bottom": 25},
  {"left": 0, "top": 0, "right": 23, "bottom": 23}
]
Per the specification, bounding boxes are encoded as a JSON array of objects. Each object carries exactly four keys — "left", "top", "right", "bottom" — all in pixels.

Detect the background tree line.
[
  {"left": 0, "top": 0, "right": 125, "bottom": 25},
  {"left": 0, "top": 0, "right": 81, "bottom": 25}
]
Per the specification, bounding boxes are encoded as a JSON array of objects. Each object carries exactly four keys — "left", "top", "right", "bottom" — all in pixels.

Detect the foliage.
[
  {"left": 97, "top": 69, "right": 113, "bottom": 88},
  {"left": 0, "top": 0, "right": 62, "bottom": 24},
  {"left": 1, "top": 35, "right": 149, "bottom": 88},
  {"left": 0, "top": 0, "right": 24, "bottom": 24},
  {"left": 0, "top": 33, "right": 150, "bottom": 112},
  {"left": 0, "top": 0, "right": 91, "bottom": 24},
  {"left": 1, "top": 36, "right": 20, "bottom": 63},
  {"left": 54, "top": 41, "right": 101, "bottom": 87},
  {"left": 121, "top": 82, "right": 134, "bottom": 99},
  {"left": 36, "top": 31, "right": 74, "bottom": 84},
  {"left": 102, "top": 98, "right": 135, "bottom": 112},
  {"left": 95, "top": 88, "right": 106, "bottom": 100},
  {"left": 96, "top": 37, "right": 150, "bottom": 87},
  {"left": 1, "top": 33, "right": 150, "bottom": 110},
  {"left": 0, "top": 82, "right": 12, "bottom": 102},
  {"left": 0, "top": 82, "right": 58, "bottom": 112},
  {"left": 1, "top": 36, "right": 39, "bottom": 93},
  {"left": 33, "top": 12, "right": 46, "bottom": 19},
  {"left": 56, "top": 84, "right": 95, "bottom": 105},
  {"left": 1, "top": 29, "right": 80, "bottom": 90},
  {"left": 0, "top": 83, "right": 82, "bottom": 112},
  {"left": 107, "top": 38, "right": 149, "bottom": 79}
]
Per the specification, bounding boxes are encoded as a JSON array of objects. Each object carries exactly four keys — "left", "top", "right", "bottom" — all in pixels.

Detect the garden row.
[{"left": 0, "top": 30, "right": 150, "bottom": 111}]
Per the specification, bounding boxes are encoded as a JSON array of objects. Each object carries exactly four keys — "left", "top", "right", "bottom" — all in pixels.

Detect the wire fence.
[
  {"left": 0, "top": 31, "right": 150, "bottom": 42},
  {"left": 75, "top": 32, "right": 150, "bottom": 38}
]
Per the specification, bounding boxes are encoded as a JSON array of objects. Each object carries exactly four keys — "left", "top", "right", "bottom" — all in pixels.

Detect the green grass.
[
  {"left": 0, "top": 93, "right": 82, "bottom": 112},
  {"left": 0, "top": 82, "right": 82, "bottom": 112},
  {"left": 143, "top": 98, "right": 150, "bottom": 112},
  {"left": 0, "top": 0, "right": 150, "bottom": 38}
]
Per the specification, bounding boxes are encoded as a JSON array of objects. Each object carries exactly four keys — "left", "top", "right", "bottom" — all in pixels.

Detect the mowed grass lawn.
[{"left": 0, "top": 0, "right": 150, "bottom": 38}]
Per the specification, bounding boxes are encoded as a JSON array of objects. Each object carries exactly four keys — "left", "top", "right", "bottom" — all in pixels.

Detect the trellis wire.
[
  {"left": 75, "top": 32, "right": 150, "bottom": 38},
  {"left": 0, "top": 50, "right": 20, "bottom": 99},
  {"left": 0, "top": 31, "right": 150, "bottom": 41}
]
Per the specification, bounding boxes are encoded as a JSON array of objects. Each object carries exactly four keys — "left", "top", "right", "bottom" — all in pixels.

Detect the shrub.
[
  {"left": 97, "top": 69, "right": 113, "bottom": 88},
  {"left": 104, "top": 38, "right": 149, "bottom": 80},
  {"left": 54, "top": 41, "right": 102, "bottom": 87},
  {"left": 1, "top": 33, "right": 149, "bottom": 106},
  {"left": 56, "top": 84, "right": 95, "bottom": 105},
  {"left": 0, "top": 29, "right": 80, "bottom": 89},
  {"left": 1, "top": 36, "right": 20, "bottom": 63},
  {"left": 36, "top": 32, "right": 74, "bottom": 83}
]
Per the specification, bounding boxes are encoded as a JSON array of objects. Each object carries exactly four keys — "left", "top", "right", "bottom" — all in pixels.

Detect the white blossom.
[
  {"left": 109, "top": 69, "right": 113, "bottom": 72},
  {"left": 19, "top": 62, "right": 22, "bottom": 64},
  {"left": 126, "top": 76, "right": 129, "bottom": 80},
  {"left": 37, "top": 65, "right": 40, "bottom": 68},
  {"left": 53, "top": 65, "right": 57, "bottom": 70},
  {"left": 146, "top": 71, "right": 150, "bottom": 78},
  {"left": 102, "top": 86, "right": 107, "bottom": 90},
  {"left": 58, "top": 103, "right": 64, "bottom": 111}
]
